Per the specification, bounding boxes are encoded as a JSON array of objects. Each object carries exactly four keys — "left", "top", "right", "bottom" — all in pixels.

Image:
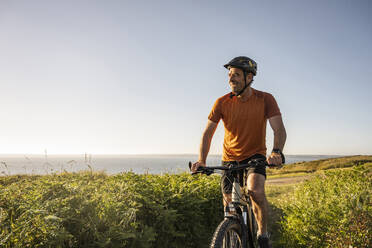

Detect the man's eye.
[{"left": 229, "top": 73, "right": 240, "bottom": 78}]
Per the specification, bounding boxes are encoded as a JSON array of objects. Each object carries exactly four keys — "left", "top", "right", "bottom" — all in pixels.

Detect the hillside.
[{"left": 267, "top": 155, "right": 372, "bottom": 176}]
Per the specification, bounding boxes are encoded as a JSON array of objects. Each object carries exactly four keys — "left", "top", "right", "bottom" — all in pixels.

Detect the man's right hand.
[{"left": 191, "top": 161, "right": 206, "bottom": 173}]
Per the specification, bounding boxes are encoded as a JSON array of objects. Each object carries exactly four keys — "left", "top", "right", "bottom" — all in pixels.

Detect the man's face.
[{"left": 228, "top": 67, "right": 247, "bottom": 94}]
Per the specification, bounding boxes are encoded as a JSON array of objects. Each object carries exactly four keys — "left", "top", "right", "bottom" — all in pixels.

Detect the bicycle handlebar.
[{"left": 188, "top": 158, "right": 276, "bottom": 176}]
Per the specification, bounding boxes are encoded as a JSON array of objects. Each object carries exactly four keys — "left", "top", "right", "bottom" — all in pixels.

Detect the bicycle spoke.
[
  {"left": 222, "top": 229, "right": 242, "bottom": 248},
  {"left": 223, "top": 230, "right": 229, "bottom": 248}
]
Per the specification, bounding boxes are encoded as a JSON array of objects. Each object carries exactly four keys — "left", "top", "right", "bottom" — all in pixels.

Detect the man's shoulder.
[
  {"left": 252, "top": 88, "right": 274, "bottom": 99},
  {"left": 215, "top": 92, "right": 233, "bottom": 103},
  {"left": 214, "top": 90, "right": 276, "bottom": 103}
]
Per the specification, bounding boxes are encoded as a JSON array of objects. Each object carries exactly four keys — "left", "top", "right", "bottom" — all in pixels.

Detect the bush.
[
  {"left": 279, "top": 166, "right": 371, "bottom": 248},
  {"left": 0, "top": 172, "right": 222, "bottom": 248}
]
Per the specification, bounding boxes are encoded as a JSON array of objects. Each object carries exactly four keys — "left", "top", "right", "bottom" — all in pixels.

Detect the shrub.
[
  {"left": 0, "top": 172, "right": 222, "bottom": 248},
  {"left": 279, "top": 165, "right": 371, "bottom": 248}
]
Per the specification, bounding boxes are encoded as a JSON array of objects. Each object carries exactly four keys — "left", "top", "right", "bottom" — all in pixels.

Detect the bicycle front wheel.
[
  {"left": 210, "top": 218, "right": 245, "bottom": 248},
  {"left": 247, "top": 207, "right": 258, "bottom": 248}
]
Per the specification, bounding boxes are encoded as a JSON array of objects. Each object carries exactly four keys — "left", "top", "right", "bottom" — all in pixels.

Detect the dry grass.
[{"left": 267, "top": 155, "right": 372, "bottom": 176}]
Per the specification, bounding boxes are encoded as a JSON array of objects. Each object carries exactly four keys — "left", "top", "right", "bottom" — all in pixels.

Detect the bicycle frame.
[
  {"left": 189, "top": 159, "right": 267, "bottom": 248},
  {"left": 224, "top": 171, "right": 257, "bottom": 248}
]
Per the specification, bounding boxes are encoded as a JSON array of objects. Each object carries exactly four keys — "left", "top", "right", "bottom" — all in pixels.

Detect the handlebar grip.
[{"left": 267, "top": 163, "right": 283, "bottom": 169}]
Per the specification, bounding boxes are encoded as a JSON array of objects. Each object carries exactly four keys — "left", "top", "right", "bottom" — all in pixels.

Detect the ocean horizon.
[{"left": 0, "top": 153, "right": 346, "bottom": 176}]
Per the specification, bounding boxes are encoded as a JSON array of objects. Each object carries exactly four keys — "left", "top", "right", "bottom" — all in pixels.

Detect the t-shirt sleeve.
[
  {"left": 264, "top": 93, "right": 281, "bottom": 119},
  {"left": 208, "top": 99, "right": 222, "bottom": 123}
]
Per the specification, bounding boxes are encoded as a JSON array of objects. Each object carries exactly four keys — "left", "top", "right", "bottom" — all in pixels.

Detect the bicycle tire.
[
  {"left": 210, "top": 217, "right": 245, "bottom": 248},
  {"left": 247, "top": 207, "right": 258, "bottom": 248},
  {"left": 251, "top": 208, "right": 258, "bottom": 246},
  {"left": 245, "top": 206, "right": 258, "bottom": 248}
]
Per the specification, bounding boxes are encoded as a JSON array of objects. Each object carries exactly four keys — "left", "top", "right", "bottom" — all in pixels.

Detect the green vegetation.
[
  {"left": 266, "top": 184, "right": 297, "bottom": 247},
  {"left": 0, "top": 172, "right": 222, "bottom": 248},
  {"left": 277, "top": 165, "right": 371, "bottom": 248},
  {"left": 1, "top": 156, "right": 371, "bottom": 247}
]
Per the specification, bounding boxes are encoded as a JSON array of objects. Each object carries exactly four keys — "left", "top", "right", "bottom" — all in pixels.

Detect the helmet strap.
[
  {"left": 237, "top": 71, "right": 248, "bottom": 96},
  {"left": 231, "top": 70, "right": 251, "bottom": 97}
]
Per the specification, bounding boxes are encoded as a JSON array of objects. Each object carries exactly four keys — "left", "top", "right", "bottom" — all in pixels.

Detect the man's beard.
[{"left": 230, "top": 81, "right": 240, "bottom": 93}]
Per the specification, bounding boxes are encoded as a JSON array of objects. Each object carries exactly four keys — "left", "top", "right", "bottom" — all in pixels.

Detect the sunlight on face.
[{"left": 228, "top": 67, "right": 245, "bottom": 94}]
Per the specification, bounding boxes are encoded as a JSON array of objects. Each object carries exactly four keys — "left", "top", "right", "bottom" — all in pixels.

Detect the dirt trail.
[
  {"left": 266, "top": 175, "right": 310, "bottom": 185},
  {"left": 266, "top": 175, "right": 311, "bottom": 247}
]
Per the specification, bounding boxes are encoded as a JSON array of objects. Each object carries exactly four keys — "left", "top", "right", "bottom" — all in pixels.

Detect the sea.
[{"left": 0, "top": 154, "right": 341, "bottom": 176}]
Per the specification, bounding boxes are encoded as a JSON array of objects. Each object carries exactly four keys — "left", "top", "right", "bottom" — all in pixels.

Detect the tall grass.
[{"left": 278, "top": 165, "right": 371, "bottom": 248}]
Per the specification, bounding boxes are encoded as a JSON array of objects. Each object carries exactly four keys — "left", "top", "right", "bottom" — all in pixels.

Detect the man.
[{"left": 191, "top": 56, "right": 286, "bottom": 248}]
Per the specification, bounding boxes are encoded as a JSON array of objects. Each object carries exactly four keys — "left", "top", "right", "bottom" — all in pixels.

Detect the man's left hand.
[{"left": 267, "top": 152, "right": 283, "bottom": 168}]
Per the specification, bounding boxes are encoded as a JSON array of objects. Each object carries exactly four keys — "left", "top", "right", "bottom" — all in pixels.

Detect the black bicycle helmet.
[
  {"left": 224, "top": 56, "right": 257, "bottom": 76},
  {"left": 224, "top": 56, "right": 258, "bottom": 97}
]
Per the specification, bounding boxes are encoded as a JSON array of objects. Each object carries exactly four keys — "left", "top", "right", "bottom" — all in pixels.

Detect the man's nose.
[{"left": 229, "top": 77, "right": 237, "bottom": 83}]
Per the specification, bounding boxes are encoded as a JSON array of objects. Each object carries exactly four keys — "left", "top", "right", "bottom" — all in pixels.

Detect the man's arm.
[
  {"left": 267, "top": 115, "right": 287, "bottom": 165},
  {"left": 191, "top": 120, "right": 218, "bottom": 172}
]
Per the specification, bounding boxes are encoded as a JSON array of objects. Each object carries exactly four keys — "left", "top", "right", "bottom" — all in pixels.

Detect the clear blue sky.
[{"left": 0, "top": 0, "right": 371, "bottom": 155}]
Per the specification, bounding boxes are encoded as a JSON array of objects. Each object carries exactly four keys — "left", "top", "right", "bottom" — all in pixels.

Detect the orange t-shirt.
[{"left": 208, "top": 88, "right": 281, "bottom": 161}]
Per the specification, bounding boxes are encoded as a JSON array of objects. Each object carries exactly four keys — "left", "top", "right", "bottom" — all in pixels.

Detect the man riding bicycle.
[{"left": 191, "top": 56, "right": 287, "bottom": 248}]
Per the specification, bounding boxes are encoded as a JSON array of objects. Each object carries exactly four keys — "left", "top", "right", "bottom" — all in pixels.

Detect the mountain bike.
[{"left": 189, "top": 158, "right": 272, "bottom": 248}]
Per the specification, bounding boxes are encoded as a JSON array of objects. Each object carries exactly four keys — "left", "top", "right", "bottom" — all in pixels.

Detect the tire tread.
[{"left": 210, "top": 218, "right": 242, "bottom": 248}]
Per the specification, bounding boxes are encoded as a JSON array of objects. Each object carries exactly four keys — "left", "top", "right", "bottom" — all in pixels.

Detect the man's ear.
[{"left": 246, "top": 72, "right": 254, "bottom": 82}]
